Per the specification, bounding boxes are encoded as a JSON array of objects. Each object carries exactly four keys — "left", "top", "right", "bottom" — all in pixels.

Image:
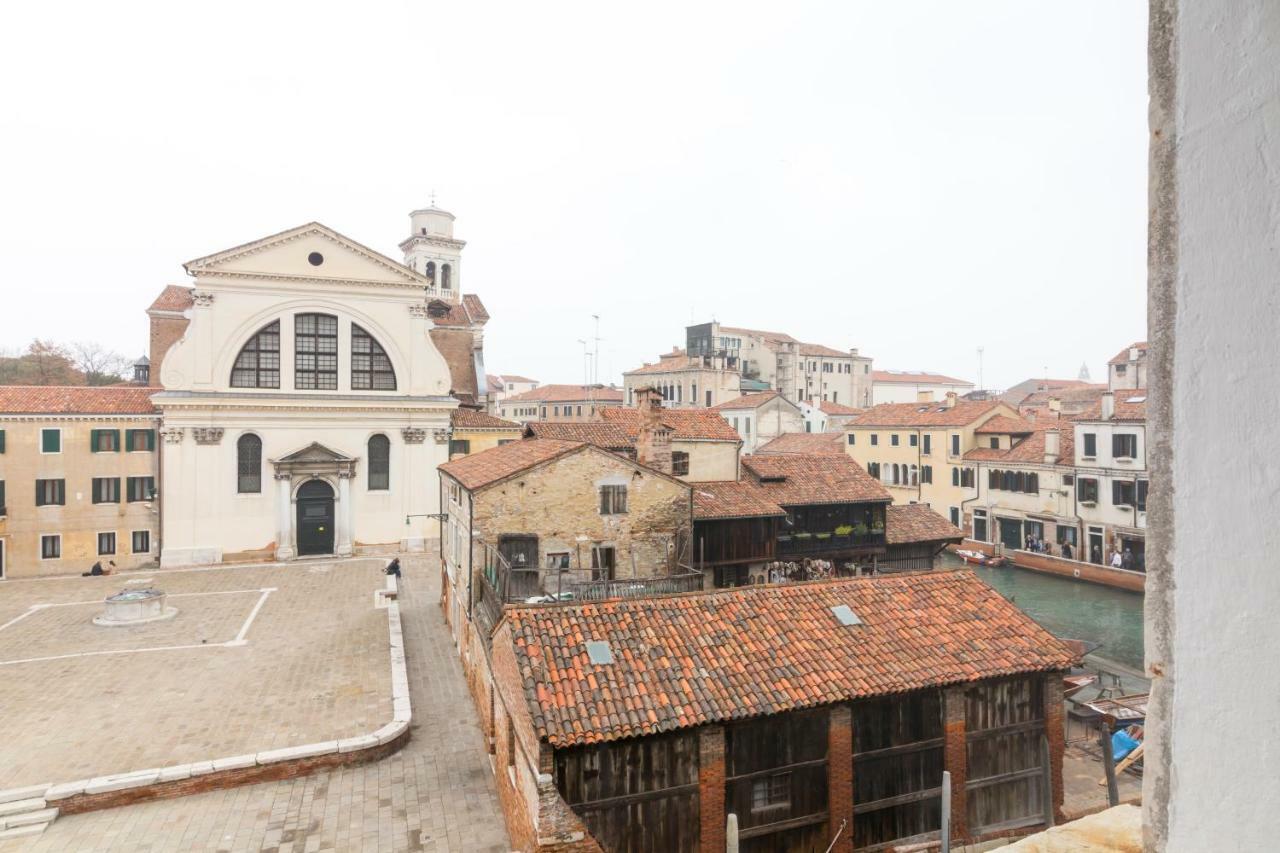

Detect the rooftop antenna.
[
  {"left": 591, "top": 314, "right": 601, "bottom": 386},
  {"left": 429, "top": 188, "right": 437, "bottom": 207},
  {"left": 977, "top": 347, "right": 985, "bottom": 391}
]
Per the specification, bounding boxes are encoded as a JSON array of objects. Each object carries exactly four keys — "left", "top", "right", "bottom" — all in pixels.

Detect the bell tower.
[{"left": 399, "top": 201, "right": 466, "bottom": 303}]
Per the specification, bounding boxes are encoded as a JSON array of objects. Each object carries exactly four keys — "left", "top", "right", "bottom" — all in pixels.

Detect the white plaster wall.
[
  {"left": 872, "top": 382, "right": 975, "bottom": 405},
  {"left": 1148, "top": 3, "right": 1280, "bottom": 849}
]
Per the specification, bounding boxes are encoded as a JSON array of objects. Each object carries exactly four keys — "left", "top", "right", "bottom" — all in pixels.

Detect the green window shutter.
[
  {"left": 0, "top": 429, "right": 6, "bottom": 453},
  {"left": 124, "top": 429, "right": 135, "bottom": 450},
  {"left": 42, "top": 430, "right": 59, "bottom": 453},
  {"left": 146, "top": 429, "right": 155, "bottom": 451},
  {"left": 111, "top": 429, "right": 121, "bottom": 452},
  {"left": 91, "top": 429, "right": 102, "bottom": 452}
]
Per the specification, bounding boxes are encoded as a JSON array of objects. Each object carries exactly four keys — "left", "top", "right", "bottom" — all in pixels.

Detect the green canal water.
[{"left": 938, "top": 553, "right": 1146, "bottom": 673}]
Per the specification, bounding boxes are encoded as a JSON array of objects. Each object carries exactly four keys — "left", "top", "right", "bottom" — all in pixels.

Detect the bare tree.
[{"left": 70, "top": 341, "right": 131, "bottom": 386}]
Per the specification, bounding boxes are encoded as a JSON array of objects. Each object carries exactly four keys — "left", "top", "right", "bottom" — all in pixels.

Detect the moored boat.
[{"left": 955, "top": 549, "right": 1008, "bottom": 567}]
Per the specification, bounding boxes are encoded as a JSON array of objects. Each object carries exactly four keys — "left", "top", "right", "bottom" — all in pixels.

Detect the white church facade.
[{"left": 149, "top": 209, "right": 489, "bottom": 566}]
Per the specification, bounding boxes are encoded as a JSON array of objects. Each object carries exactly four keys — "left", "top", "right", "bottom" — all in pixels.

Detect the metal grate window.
[
  {"left": 237, "top": 434, "right": 262, "bottom": 493},
  {"left": 230, "top": 321, "right": 281, "bottom": 388},
  {"left": 294, "top": 314, "right": 338, "bottom": 390},
  {"left": 351, "top": 324, "right": 397, "bottom": 390},
  {"left": 368, "top": 434, "right": 390, "bottom": 490}
]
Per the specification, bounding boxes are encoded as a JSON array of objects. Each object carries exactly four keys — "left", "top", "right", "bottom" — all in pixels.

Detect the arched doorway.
[{"left": 296, "top": 479, "right": 335, "bottom": 556}]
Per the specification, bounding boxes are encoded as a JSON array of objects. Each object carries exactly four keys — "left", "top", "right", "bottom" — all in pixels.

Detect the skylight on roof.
[
  {"left": 586, "top": 640, "right": 614, "bottom": 665},
  {"left": 831, "top": 604, "right": 862, "bottom": 627}
]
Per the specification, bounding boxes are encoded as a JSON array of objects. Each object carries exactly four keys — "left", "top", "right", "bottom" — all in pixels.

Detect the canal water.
[{"left": 938, "top": 553, "right": 1146, "bottom": 674}]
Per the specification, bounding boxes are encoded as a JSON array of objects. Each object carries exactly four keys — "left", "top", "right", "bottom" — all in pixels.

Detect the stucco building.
[
  {"left": 486, "top": 374, "right": 538, "bottom": 413},
  {"left": 871, "top": 371, "right": 975, "bottom": 405},
  {"left": 0, "top": 387, "right": 160, "bottom": 578},
  {"left": 448, "top": 408, "right": 522, "bottom": 458},
  {"left": 622, "top": 347, "right": 741, "bottom": 409},
  {"left": 1107, "top": 342, "right": 1148, "bottom": 391},
  {"left": 495, "top": 384, "right": 623, "bottom": 424},
  {"left": 709, "top": 390, "right": 803, "bottom": 453}
]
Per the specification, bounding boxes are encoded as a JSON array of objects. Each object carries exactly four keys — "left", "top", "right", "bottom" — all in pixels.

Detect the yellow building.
[
  {"left": 448, "top": 408, "right": 523, "bottom": 458},
  {"left": 0, "top": 387, "right": 160, "bottom": 579},
  {"left": 843, "top": 394, "right": 1021, "bottom": 528}
]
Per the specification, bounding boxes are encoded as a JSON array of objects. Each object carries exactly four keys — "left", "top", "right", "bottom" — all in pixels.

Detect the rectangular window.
[
  {"left": 951, "top": 467, "right": 960, "bottom": 486},
  {"left": 1113, "top": 433, "right": 1138, "bottom": 459},
  {"left": 847, "top": 434, "right": 855, "bottom": 445},
  {"left": 98, "top": 532, "right": 116, "bottom": 555},
  {"left": 41, "top": 534, "right": 61, "bottom": 559},
  {"left": 891, "top": 434, "right": 900, "bottom": 447},
  {"left": 127, "top": 476, "right": 155, "bottom": 502},
  {"left": 92, "top": 477, "right": 121, "bottom": 504},
  {"left": 1137, "top": 479, "right": 1149, "bottom": 511},
  {"left": 0, "top": 428, "right": 5, "bottom": 452},
  {"left": 909, "top": 434, "right": 918, "bottom": 447},
  {"left": 950, "top": 433, "right": 960, "bottom": 456},
  {"left": 35, "top": 478, "right": 65, "bottom": 506},
  {"left": 1113, "top": 480, "right": 1136, "bottom": 506},
  {"left": 590, "top": 545, "right": 616, "bottom": 580},
  {"left": 599, "top": 484, "right": 628, "bottom": 515},
  {"left": 41, "top": 428, "right": 61, "bottom": 454},
  {"left": 922, "top": 434, "right": 931, "bottom": 455},
  {"left": 989, "top": 437, "right": 999, "bottom": 449},
  {"left": 744, "top": 418, "right": 750, "bottom": 435},
  {"left": 91, "top": 429, "right": 120, "bottom": 452},
  {"left": 126, "top": 429, "right": 156, "bottom": 452},
  {"left": 448, "top": 439, "right": 471, "bottom": 456},
  {"left": 1057, "top": 526, "right": 1078, "bottom": 546},
  {"left": 672, "top": 451, "right": 690, "bottom": 477},
  {"left": 294, "top": 313, "right": 338, "bottom": 390},
  {"left": 1078, "top": 477, "right": 1099, "bottom": 503},
  {"left": 922, "top": 465, "right": 932, "bottom": 484},
  {"left": 132, "top": 530, "right": 151, "bottom": 554},
  {"left": 950, "top": 507, "right": 960, "bottom": 526},
  {"left": 870, "top": 434, "right": 878, "bottom": 446},
  {"left": 1083, "top": 433, "right": 1097, "bottom": 457},
  {"left": 751, "top": 772, "right": 791, "bottom": 812},
  {"left": 961, "top": 467, "right": 974, "bottom": 488},
  {"left": 545, "top": 551, "right": 571, "bottom": 570}
]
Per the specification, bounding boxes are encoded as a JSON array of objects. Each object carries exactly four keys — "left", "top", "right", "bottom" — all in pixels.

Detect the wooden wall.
[
  {"left": 726, "top": 708, "right": 830, "bottom": 852},
  {"left": 851, "top": 691, "right": 945, "bottom": 849},
  {"left": 964, "top": 677, "right": 1049, "bottom": 835}
]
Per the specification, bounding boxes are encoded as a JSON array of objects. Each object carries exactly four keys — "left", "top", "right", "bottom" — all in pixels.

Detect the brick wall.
[
  {"left": 827, "top": 704, "right": 855, "bottom": 852},
  {"left": 943, "top": 686, "right": 969, "bottom": 841},
  {"left": 148, "top": 314, "right": 189, "bottom": 385},
  {"left": 1043, "top": 672, "right": 1067, "bottom": 825},
  {"left": 698, "top": 725, "right": 725, "bottom": 853}
]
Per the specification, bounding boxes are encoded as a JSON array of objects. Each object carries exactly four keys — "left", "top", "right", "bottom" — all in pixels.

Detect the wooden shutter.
[
  {"left": 1028, "top": 473, "right": 1038, "bottom": 493},
  {"left": 1112, "top": 481, "right": 1124, "bottom": 505}
]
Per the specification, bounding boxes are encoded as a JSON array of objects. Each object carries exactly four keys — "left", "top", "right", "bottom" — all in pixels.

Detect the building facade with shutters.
[
  {"left": 0, "top": 387, "right": 160, "bottom": 578},
  {"left": 150, "top": 215, "right": 486, "bottom": 566}
]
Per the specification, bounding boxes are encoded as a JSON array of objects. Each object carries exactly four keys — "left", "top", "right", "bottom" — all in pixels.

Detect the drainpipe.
[{"left": 466, "top": 491, "right": 474, "bottom": 617}]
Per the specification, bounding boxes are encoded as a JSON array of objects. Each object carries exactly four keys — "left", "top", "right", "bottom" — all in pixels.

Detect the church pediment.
[
  {"left": 184, "top": 222, "right": 428, "bottom": 287},
  {"left": 275, "top": 441, "right": 355, "bottom": 465}
]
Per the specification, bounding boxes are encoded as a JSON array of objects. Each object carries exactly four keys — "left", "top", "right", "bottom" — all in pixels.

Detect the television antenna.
[{"left": 977, "top": 347, "right": 985, "bottom": 391}]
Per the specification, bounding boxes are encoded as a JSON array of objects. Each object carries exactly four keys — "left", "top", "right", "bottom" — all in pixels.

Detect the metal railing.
[
  {"left": 563, "top": 570, "right": 704, "bottom": 602},
  {"left": 778, "top": 531, "right": 885, "bottom": 555}
]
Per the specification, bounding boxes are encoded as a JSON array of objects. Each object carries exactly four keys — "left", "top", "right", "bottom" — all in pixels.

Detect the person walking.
[{"left": 385, "top": 557, "right": 402, "bottom": 578}]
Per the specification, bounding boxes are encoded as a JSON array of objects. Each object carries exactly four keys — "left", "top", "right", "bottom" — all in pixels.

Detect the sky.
[{"left": 0, "top": 1, "right": 1148, "bottom": 392}]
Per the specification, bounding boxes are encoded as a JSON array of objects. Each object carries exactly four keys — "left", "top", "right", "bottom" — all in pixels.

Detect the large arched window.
[
  {"left": 237, "top": 434, "right": 262, "bottom": 493},
  {"left": 295, "top": 314, "right": 338, "bottom": 390},
  {"left": 441, "top": 263, "right": 452, "bottom": 290},
  {"left": 368, "top": 434, "right": 390, "bottom": 491},
  {"left": 230, "top": 321, "right": 281, "bottom": 388},
  {"left": 351, "top": 325, "right": 397, "bottom": 390}
]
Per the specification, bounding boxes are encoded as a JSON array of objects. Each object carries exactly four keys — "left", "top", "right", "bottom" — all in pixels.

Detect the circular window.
[{"left": 308, "top": 252, "right": 324, "bottom": 266}]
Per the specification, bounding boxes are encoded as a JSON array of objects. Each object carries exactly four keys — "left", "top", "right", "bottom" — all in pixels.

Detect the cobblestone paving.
[
  {"left": 0, "top": 560, "right": 391, "bottom": 790},
  {"left": 2, "top": 552, "right": 509, "bottom": 852}
]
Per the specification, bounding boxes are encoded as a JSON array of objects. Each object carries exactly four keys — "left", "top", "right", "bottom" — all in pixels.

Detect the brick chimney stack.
[
  {"left": 944, "top": 391, "right": 958, "bottom": 409},
  {"left": 634, "top": 386, "right": 673, "bottom": 475}
]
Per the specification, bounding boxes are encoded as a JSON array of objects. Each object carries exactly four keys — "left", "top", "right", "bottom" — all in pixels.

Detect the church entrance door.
[{"left": 297, "top": 480, "right": 335, "bottom": 556}]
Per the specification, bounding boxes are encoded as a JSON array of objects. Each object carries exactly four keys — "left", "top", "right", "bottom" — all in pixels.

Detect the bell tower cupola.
[{"left": 399, "top": 199, "right": 466, "bottom": 303}]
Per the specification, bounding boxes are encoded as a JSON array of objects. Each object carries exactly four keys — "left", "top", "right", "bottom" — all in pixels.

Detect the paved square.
[{"left": 0, "top": 559, "right": 392, "bottom": 790}]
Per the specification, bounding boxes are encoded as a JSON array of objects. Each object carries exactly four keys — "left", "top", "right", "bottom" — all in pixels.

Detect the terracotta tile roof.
[
  {"left": 974, "top": 415, "right": 1036, "bottom": 435},
  {"left": 692, "top": 480, "right": 785, "bottom": 520},
  {"left": 147, "top": 285, "right": 193, "bottom": 313},
  {"left": 429, "top": 294, "right": 489, "bottom": 327},
  {"left": 872, "top": 370, "right": 972, "bottom": 386},
  {"left": 754, "top": 432, "right": 846, "bottom": 456},
  {"left": 504, "top": 571, "right": 1078, "bottom": 746},
  {"left": 501, "top": 384, "right": 624, "bottom": 405},
  {"left": 598, "top": 407, "right": 740, "bottom": 442},
  {"left": 1017, "top": 385, "right": 1107, "bottom": 411},
  {"left": 625, "top": 349, "right": 716, "bottom": 375},
  {"left": 885, "top": 505, "right": 965, "bottom": 545},
  {"left": 437, "top": 439, "right": 583, "bottom": 490},
  {"left": 524, "top": 421, "right": 634, "bottom": 451},
  {"left": 486, "top": 375, "right": 504, "bottom": 393},
  {"left": 850, "top": 400, "right": 1005, "bottom": 428},
  {"left": 495, "top": 374, "right": 537, "bottom": 384},
  {"left": 798, "top": 343, "right": 850, "bottom": 358},
  {"left": 463, "top": 294, "right": 490, "bottom": 323},
  {"left": 742, "top": 453, "right": 891, "bottom": 505},
  {"left": 819, "top": 400, "right": 862, "bottom": 415},
  {"left": 710, "top": 390, "right": 785, "bottom": 411},
  {"left": 0, "top": 386, "right": 157, "bottom": 415},
  {"left": 451, "top": 409, "right": 522, "bottom": 430},
  {"left": 963, "top": 425, "right": 1076, "bottom": 464},
  {"left": 429, "top": 328, "right": 479, "bottom": 406},
  {"left": 1107, "top": 342, "right": 1148, "bottom": 365},
  {"left": 1074, "top": 396, "right": 1147, "bottom": 423}
]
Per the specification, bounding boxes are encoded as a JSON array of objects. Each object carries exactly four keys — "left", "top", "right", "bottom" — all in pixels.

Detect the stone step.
[
  {"left": 0, "top": 798, "right": 44, "bottom": 817},
  {"left": 0, "top": 785, "right": 48, "bottom": 806},
  {"left": 0, "top": 821, "right": 49, "bottom": 841},
  {"left": 2, "top": 808, "right": 58, "bottom": 829}
]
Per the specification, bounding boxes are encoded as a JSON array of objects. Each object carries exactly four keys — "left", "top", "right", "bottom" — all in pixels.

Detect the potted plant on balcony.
[
  {"left": 871, "top": 519, "right": 885, "bottom": 536},
  {"left": 815, "top": 531, "right": 832, "bottom": 541},
  {"left": 834, "top": 524, "right": 853, "bottom": 543},
  {"left": 794, "top": 531, "right": 813, "bottom": 541},
  {"left": 853, "top": 522, "right": 869, "bottom": 539}
]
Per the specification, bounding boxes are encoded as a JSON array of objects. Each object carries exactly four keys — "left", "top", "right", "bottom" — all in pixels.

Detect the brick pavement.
[{"left": 1, "top": 552, "right": 510, "bottom": 852}]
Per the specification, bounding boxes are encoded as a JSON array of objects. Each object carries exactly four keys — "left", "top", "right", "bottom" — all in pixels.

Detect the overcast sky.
[{"left": 0, "top": 2, "right": 1147, "bottom": 391}]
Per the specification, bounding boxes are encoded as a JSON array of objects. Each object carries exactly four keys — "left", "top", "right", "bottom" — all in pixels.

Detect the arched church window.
[
  {"left": 230, "top": 321, "right": 281, "bottom": 388},
  {"left": 425, "top": 261, "right": 436, "bottom": 286},
  {"left": 295, "top": 314, "right": 338, "bottom": 390},
  {"left": 351, "top": 325, "right": 397, "bottom": 390},
  {"left": 237, "top": 434, "right": 262, "bottom": 493},
  {"left": 441, "top": 263, "right": 452, "bottom": 290},
  {"left": 368, "top": 434, "right": 390, "bottom": 491}
]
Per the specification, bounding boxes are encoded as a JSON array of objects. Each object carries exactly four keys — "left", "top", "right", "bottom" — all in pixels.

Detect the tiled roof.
[
  {"left": 0, "top": 386, "right": 157, "bottom": 415},
  {"left": 963, "top": 425, "right": 1076, "bottom": 464},
  {"left": 486, "top": 375, "right": 504, "bottom": 393},
  {"left": 430, "top": 294, "right": 489, "bottom": 328},
  {"left": 501, "top": 384, "right": 624, "bottom": 405},
  {"left": 754, "top": 432, "right": 846, "bottom": 456},
  {"left": 463, "top": 294, "right": 489, "bottom": 324},
  {"left": 885, "top": 505, "right": 965, "bottom": 545},
  {"left": 437, "top": 439, "right": 583, "bottom": 490},
  {"left": 504, "top": 571, "right": 1078, "bottom": 746},
  {"left": 598, "top": 407, "right": 741, "bottom": 442},
  {"left": 742, "top": 453, "right": 891, "bottom": 505},
  {"left": 692, "top": 480, "right": 785, "bottom": 520},
  {"left": 1107, "top": 342, "right": 1148, "bottom": 365},
  {"left": 798, "top": 343, "right": 850, "bottom": 358},
  {"left": 850, "top": 400, "right": 1004, "bottom": 428},
  {"left": 451, "top": 409, "right": 522, "bottom": 430},
  {"left": 710, "top": 390, "right": 785, "bottom": 411},
  {"left": 872, "top": 370, "right": 972, "bottom": 386},
  {"left": 1018, "top": 385, "right": 1107, "bottom": 410},
  {"left": 524, "top": 421, "right": 634, "bottom": 451},
  {"left": 496, "top": 374, "right": 537, "bottom": 384},
  {"left": 1075, "top": 396, "right": 1147, "bottom": 423},
  {"left": 819, "top": 400, "right": 862, "bottom": 415},
  {"left": 147, "top": 285, "right": 193, "bottom": 313},
  {"left": 625, "top": 349, "right": 714, "bottom": 376},
  {"left": 974, "top": 415, "right": 1036, "bottom": 435}
]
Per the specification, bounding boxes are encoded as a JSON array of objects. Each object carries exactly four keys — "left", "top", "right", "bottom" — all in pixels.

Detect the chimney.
[
  {"left": 1129, "top": 346, "right": 1140, "bottom": 361},
  {"left": 944, "top": 391, "right": 957, "bottom": 409},
  {"left": 634, "top": 387, "right": 673, "bottom": 475},
  {"left": 917, "top": 389, "right": 935, "bottom": 403},
  {"left": 1101, "top": 391, "right": 1115, "bottom": 420},
  {"left": 1043, "top": 428, "right": 1061, "bottom": 464}
]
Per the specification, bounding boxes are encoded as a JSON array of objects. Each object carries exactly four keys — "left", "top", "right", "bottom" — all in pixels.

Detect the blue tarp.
[{"left": 1112, "top": 729, "right": 1141, "bottom": 762}]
